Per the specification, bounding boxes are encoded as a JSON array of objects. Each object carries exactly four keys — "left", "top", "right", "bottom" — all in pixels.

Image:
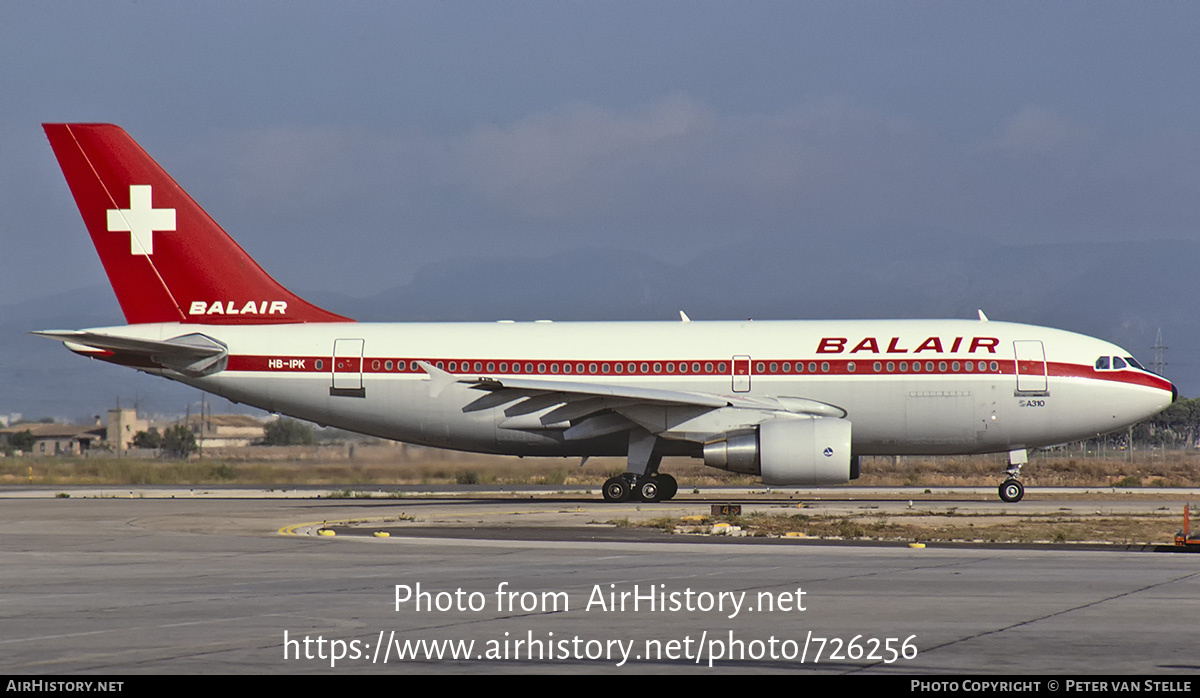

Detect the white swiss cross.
[{"left": 106, "top": 185, "right": 176, "bottom": 256}]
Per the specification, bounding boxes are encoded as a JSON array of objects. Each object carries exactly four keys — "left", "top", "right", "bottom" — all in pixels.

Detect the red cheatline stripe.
[{"left": 212, "top": 354, "right": 1172, "bottom": 393}]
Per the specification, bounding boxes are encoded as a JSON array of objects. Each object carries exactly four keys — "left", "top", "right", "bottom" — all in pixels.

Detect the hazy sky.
[{"left": 3, "top": 2, "right": 1200, "bottom": 305}]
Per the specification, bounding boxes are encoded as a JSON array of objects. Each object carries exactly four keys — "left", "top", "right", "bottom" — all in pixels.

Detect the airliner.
[{"left": 37, "top": 123, "right": 1176, "bottom": 503}]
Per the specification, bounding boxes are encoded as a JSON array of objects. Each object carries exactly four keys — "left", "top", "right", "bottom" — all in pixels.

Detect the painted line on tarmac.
[{"left": 279, "top": 503, "right": 697, "bottom": 536}]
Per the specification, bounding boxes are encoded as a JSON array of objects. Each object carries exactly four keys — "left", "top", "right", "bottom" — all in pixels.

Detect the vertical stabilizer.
[{"left": 43, "top": 123, "right": 351, "bottom": 325}]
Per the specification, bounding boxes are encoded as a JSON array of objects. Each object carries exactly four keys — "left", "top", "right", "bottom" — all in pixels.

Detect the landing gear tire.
[
  {"left": 998, "top": 479, "right": 1024, "bottom": 503},
  {"left": 636, "top": 477, "right": 662, "bottom": 503},
  {"left": 656, "top": 473, "right": 678, "bottom": 501},
  {"left": 603, "top": 476, "right": 631, "bottom": 503}
]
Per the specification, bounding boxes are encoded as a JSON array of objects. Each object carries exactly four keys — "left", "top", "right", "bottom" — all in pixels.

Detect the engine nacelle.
[{"left": 702, "top": 417, "right": 856, "bottom": 486}]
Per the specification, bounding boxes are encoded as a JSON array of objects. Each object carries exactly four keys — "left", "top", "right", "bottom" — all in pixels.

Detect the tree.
[
  {"left": 132, "top": 428, "right": 162, "bottom": 449},
  {"left": 262, "top": 418, "right": 315, "bottom": 446},
  {"left": 161, "top": 424, "right": 197, "bottom": 458},
  {"left": 1140, "top": 396, "right": 1200, "bottom": 448},
  {"left": 9, "top": 430, "right": 36, "bottom": 453}
]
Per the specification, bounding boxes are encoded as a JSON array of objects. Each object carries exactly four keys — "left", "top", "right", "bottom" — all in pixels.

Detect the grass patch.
[
  {"left": 5, "top": 450, "right": 1200, "bottom": 490},
  {"left": 611, "top": 508, "right": 1180, "bottom": 545},
  {"left": 734, "top": 510, "right": 1178, "bottom": 544}
]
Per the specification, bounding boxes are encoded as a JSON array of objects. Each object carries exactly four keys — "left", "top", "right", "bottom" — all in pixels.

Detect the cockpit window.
[
  {"left": 1112, "top": 357, "right": 1127, "bottom": 369},
  {"left": 1125, "top": 357, "right": 1145, "bottom": 370},
  {"left": 1095, "top": 356, "right": 1110, "bottom": 370}
]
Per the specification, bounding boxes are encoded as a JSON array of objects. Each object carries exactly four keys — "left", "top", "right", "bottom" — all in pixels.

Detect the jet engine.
[{"left": 702, "top": 417, "right": 856, "bottom": 486}]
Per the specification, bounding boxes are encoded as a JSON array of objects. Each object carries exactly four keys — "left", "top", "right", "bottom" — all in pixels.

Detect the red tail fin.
[{"left": 43, "top": 123, "right": 352, "bottom": 325}]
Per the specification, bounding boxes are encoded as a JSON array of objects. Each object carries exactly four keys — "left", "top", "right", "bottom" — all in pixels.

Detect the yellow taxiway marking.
[
  {"left": 278, "top": 503, "right": 697, "bottom": 536},
  {"left": 277, "top": 518, "right": 365, "bottom": 536}
]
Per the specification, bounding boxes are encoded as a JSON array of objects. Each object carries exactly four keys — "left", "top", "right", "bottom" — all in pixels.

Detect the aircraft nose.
[{"left": 1172, "top": 382, "right": 1179, "bottom": 403}]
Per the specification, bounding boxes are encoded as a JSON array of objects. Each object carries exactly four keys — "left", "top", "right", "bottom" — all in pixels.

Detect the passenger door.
[{"left": 1013, "top": 340, "right": 1048, "bottom": 394}]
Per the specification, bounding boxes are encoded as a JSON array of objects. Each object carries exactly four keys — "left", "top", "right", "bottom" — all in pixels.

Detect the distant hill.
[{"left": 4, "top": 237, "right": 1195, "bottom": 419}]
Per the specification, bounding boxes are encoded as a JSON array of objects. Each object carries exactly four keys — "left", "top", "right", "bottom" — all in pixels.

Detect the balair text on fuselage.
[{"left": 816, "top": 336, "right": 1000, "bottom": 355}]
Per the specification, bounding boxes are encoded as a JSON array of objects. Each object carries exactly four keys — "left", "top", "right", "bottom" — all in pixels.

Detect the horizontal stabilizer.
[{"left": 34, "top": 330, "right": 228, "bottom": 377}]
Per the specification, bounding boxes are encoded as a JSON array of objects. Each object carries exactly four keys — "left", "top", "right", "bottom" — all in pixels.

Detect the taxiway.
[{"left": 1, "top": 489, "right": 1197, "bottom": 674}]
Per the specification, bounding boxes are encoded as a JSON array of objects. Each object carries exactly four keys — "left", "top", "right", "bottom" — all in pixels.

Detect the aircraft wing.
[
  {"left": 34, "top": 330, "right": 228, "bottom": 377},
  {"left": 417, "top": 361, "right": 845, "bottom": 443}
]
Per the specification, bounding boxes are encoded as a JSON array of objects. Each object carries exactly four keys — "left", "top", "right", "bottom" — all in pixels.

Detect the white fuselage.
[{"left": 83, "top": 318, "right": 1174, "bottom": 459}]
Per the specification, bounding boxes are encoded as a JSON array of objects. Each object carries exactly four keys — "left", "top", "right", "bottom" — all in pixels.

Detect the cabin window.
[{"left": 847, "top": 362, "right": 856, "bottom": 373}]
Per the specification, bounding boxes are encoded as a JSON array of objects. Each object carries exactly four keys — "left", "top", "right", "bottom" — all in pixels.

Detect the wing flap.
[{"left": 415, "top": 364, "right": 846, "bottom": 442}]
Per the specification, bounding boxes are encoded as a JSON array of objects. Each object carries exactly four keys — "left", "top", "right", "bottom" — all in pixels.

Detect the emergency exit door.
[{"left": 732, "top": 355, "right": 751, "bottom": 392}]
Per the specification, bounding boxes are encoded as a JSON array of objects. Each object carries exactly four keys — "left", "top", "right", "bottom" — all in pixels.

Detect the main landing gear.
[
  {"left": 602, "top": 429, "right": 678, "bottom": 502},
  {"left": 602, "top": 472, "right": 678, "bottom": 503},
  {"left": 997, "top": 448, "right": 1027, "bottom": 503}
]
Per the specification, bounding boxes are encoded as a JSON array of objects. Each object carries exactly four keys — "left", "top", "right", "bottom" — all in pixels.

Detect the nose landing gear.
[
  {"left": 997, "top": 448, "right": 1027, "bottom": 503},
  {"left": 999, "top": 478, "right": 1025, "bottom": 503}
]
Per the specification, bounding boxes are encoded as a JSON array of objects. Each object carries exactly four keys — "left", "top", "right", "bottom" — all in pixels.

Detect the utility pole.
[
  {"left": 199, "top": 393, "right": 206, "bottom": 459},
  {"left": 1152, "top": 328, "right": 1168, "bottom": 377}
]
